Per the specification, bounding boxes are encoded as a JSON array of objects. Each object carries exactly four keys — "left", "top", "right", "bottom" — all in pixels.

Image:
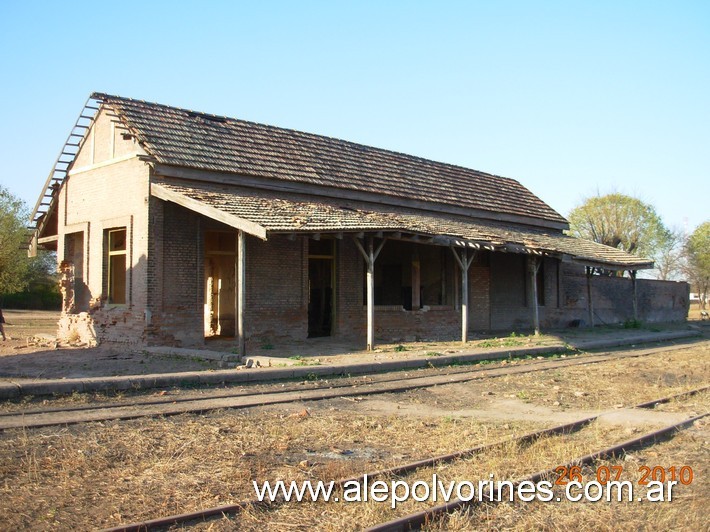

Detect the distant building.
[{"left": 30, "top": 94, "right": 688, "bottom": 351}]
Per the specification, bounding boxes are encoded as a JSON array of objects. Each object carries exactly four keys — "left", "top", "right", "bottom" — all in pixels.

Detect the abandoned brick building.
[{"left": 30, "top": 93, "right": 688, "bottom": 353}]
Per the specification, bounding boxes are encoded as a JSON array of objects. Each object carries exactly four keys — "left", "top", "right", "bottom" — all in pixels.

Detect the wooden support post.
[
  {"left": 354, "top": 236, "right": 386, "bottom": 351},
  {"left": 411, "top": 252, "right": 421, "bottom": 310},
  {"left": 529, "top": 256, "right": 541, "bottom": 336},
  {"left": 462, "top": 258, "right": 469, "bottom": 342},
  {"left": 451, "top": 247, "right": 475, "bottom": 344},
  {"left": 631, "top": 270, "right": 638, "bottom": 322},
  {"left": 366, "top": 239, "right": 375, "bottom": 351},
  {"left": 237, "top": 230, "right": 246, "bottom": 358},
  {"left": 586, "top": 267, "right": 595, "bottom": 328}
]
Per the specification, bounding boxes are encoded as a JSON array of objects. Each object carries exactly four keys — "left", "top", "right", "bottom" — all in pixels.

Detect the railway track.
[
  {"left": 366, "top": 411, "right": 707, "bottom": 532},
  {"left": 0, "top": 343, "right": 702, "bottom": 431},
  {"left": 101, "top": 386, "right": 708, "bottom": 531}
]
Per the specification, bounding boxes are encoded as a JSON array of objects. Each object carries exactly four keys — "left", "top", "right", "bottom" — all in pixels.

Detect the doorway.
[
  {"left": 308, "top": 239, "right": 335, "bottom": 337},
  {"left": 204, "top": 231, "right": 237, "bottom": 338}
]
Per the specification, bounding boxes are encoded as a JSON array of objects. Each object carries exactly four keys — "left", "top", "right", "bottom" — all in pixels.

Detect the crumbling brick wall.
[
  {"left": 55, "top": 110, "right": 151, "bottom": 345},
  {"left": 560, "top": 264, "right": 689, "bottom": 325}
]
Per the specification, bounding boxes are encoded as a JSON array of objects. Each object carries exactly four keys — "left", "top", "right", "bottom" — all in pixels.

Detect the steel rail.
[
  {"left": 98, "top": 387, "right": 708, "bottom": 532},
  {"left": 2, "top": 343, "right": 701, "bottom": 431},
  {"left": 365, "top": 411, "right": 708, "bottom": 532},
  {"left": 6, "top": 338, "right": 702, "bottom": 419},
  {"left": 635, "top": 385, "right": 709, "bottom": 408}
]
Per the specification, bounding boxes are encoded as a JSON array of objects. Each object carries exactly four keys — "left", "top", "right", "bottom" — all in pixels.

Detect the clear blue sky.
[{"left": 1, "top": 1, "right": 707, "bottom": 232}]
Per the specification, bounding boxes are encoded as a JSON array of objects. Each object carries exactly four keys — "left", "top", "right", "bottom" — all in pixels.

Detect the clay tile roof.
[
  {"left": 93, "top": 92, "right": 568, "bottom": 226},
  {"left": 153, "top": 180, "right": 653, "bottom": 270}
]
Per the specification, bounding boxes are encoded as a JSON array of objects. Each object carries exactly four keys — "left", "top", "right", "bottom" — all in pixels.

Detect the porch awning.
[{"left": 150, "top": 180, "right": 653, "bottom": 271}]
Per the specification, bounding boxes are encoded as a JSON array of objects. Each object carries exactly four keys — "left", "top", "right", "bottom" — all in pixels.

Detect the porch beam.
[
  {"left": 237, "top": 230, "right": 246, "bottom": 358},
  {"left": 586, "top": 266, "right": 595, "bottom": 328},
  {"left": 353, "top": 236, "right": 387, "bottom": 351},
  {"left": 451, "top": 247, "right": 476, "bottom": 343},
  {"left": 630, "top": 270, "right": 638, "bottom": 321},
  {"left": 528, "top": 256, "right": 542, "bottom": 336},
  {"left": 151, "top": 183, "right": 267, "bottom": 240}
]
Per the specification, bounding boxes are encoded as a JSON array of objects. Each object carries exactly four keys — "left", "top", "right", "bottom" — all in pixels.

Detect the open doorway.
[
  {"left": 204, "top": 231, "right": 236, "bottom": 338},
  {"left": 308, "top": 239, "right": 335, "bottom": 337}
]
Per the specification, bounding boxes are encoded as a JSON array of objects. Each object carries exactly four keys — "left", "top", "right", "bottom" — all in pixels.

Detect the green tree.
[
  {"left": 0, "top": 186, "right": 59, "bottom": 308},
  {"left": 683, "top": 221, "right": 710, "bottom": 310},
  {"left": 0, "top": 185, "right": 31, "bottom": 295},
  {"left": 653, "top": 227, "right": 684, "bottom": 281},
  {"left": 568, "top": 193, "right": 670, "bottom": 259}
]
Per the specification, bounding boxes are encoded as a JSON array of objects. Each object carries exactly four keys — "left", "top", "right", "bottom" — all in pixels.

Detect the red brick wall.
[
  {"left": 335, "top": 238, "right": 364, "bottom": 339},
  {"left": 245, "top": 235, "right": 309, "bottom": 348},
  {"left": 560, "top": 264, "right": 688, "bottom": 325},
  {"left": 56, "top": 149, "right": 151, "bottom": 345},
  {"left": 145, "top": 200, "right": 205, "bottom": 346},
  {"left": 335, "top": 239, "right": 481, "bottom": 344},
  {"left": 58, "top": 160, "right": 688, "bottom": 348}
]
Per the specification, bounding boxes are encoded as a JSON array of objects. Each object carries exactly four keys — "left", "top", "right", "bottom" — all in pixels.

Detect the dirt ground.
[
  {"left": 0, "top": 339, "right": 707, "bottom": 530},
  {"left": 0, "top": 310, "right": 224, "bottom": 378},
  {"left": 0, "top": 309, "right": 706, "bottom": 382}
]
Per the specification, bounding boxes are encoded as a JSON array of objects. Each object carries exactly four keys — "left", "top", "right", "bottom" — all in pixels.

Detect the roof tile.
[
  {"left": 95, "top": 93, "right": 567, "bottom": 225},
  {"left": 154, "top": 180, "right": 652, "bottom": 269}
]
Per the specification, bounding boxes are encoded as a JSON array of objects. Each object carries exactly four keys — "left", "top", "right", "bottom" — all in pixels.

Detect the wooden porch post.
[
  {"left": 529, "top": 256, "right": 541, "bottom": 336},
  {"left": 586, "top": 266, "right": 595, "bottom": 328},
  {"left": 354, "top": 236, "right": 386, "bottom": 351},
  {"left": 237, "top": 230, "right": 246, "bottom": 358},
  {"left": 366, "top": 239, "right": 375, "bottom": 350},
  {"left": 630, "top": 270, "right": 638, "bottom": 321},
  {"left": 411, "top": 252, "right": 421, "bottom": 310},
  {"left": 451, "top": 247, "right": 476, "bottom": 344}
]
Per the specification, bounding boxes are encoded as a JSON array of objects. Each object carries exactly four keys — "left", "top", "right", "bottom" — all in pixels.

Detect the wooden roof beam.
[{"left": 151, "top": 183, "right": 267, "bottom": 240}]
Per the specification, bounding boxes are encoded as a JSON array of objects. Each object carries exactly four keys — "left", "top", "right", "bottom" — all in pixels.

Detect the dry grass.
[
  {"left": 223, "top": 421, "right": 690, "bottom": 530},
  {"left": 0, "top": 407, "right": 540, "bottom": 530},
  {"left": 426, "top": 425, "right": 708, "bottom": 531},
  {"left": 0, "top": 341, "right": 706, "bottom": 530},
  {"left": 424, "top": 343, "right": 709, "bottom": 412}
]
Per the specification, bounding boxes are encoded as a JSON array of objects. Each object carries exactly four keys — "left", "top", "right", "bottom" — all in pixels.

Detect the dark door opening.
[{"left": 308, "top": 258, "right": 333, "bottom": 337}]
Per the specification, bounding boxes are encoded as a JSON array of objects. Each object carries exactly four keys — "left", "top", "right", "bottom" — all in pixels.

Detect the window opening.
[
  {"left": 363, "top": 241, "right": 448, "bottom": 309},
  {"left": 537, "top": 261, "right": 545, "bottom": 306},
  {"left": 107, "top": 229, "right": 126, "bottom": 304}
]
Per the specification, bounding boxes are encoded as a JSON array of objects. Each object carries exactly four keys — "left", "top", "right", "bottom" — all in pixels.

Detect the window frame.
[{"left": 107, "top": 228, "right": 127, "bottom": 305}]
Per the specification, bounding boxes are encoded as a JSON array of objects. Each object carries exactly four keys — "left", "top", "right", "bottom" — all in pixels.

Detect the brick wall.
[
  {"left": 56, "top": 134, "right": 150, "bottom": 344},
  {"left": 488, "top": 254, "right": 563, "bottom": 331},
  {"left": 336, "top": 237, "right": 364, "bottom": 339},
  {"left": 560, "top": 265, "right": 689, "bottom": 325},
  {"left": 145, "top": 200, "right": 204, "bottom": 346},
  {"left": 469, "top": 261, "right": 491, "bottom": 330},
  {"left": 490, "top": 253, "right": 528, "bottom": 329},
  {"left": 335, "top": 239, "right": 472, "bottom": 344},
  {"left": 245, "top": 235, "right": 309, "bottom": 349},
  {"left": 54, "top": 115, "right": 689, "bottom": 348},
  {"left": 146, "top": 209, "right": 310, "bottom": 349}
]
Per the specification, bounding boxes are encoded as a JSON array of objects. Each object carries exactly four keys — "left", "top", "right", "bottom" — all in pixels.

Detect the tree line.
[
  {"left": 568, "top": 193, "right": 709, "bottom": 308},
  {"left": 0, "top": 185, "right": 60, "bottom": 309}
]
